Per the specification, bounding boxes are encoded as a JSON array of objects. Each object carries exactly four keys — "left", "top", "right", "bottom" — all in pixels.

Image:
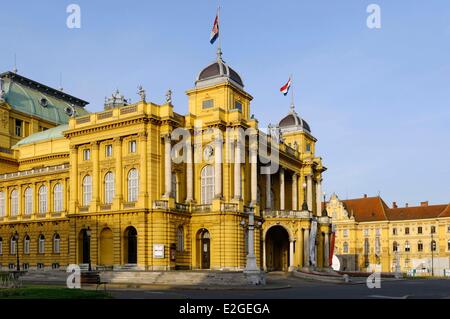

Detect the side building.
[{"left": 327, "top": 194, "right": 450, "bottom": 276}]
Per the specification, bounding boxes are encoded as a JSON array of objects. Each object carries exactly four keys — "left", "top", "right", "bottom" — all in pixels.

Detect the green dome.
[{"left": 13, "top": 124, "right": 68, "bottom": 148}]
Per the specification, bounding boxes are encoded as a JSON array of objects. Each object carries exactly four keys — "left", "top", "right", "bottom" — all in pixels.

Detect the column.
[
  {"left": 214, "top": 136, "right": 223, "bottom": 199},
  {"left": 163, "top": 134, "right": 172, "bottom": 198},
  {"left": 262, "top": 240, "right": 267, "bottom": 271},
  {"left": 114, "top": 138, "right": 123, "bottom": 204},
  {"left": 69, "top": 145, "right": 78, "bottom": 212},
  {"left": 304, "top": 228, "right": 310, "bottom": 267},
  {"left": 91, "top": 142, "right": 99, "bottom": 207},
  {"left": 307, "top": 174, "right": 313, "bottom": 212},
  {"left": 186, "top": 139, "right": 193, "bottom": 202},
  {"left": 279, "top": 168, "right": 285, "bottom": 210},
  {"left": 289, "top": 240, "right": 295, "bottom": 270},
  {"left": 324, "top": 232, "right": 330, "bottom": 268},
  {"left": 245, "top": 208, "right": 258, "bottom": 271},
  {"left": 292, "top": 173, "right": 298, "bottom": 211},
  {"left": 316, "top": 179, "right": 322, "bottom": 216},
  {"left": 265, "top": 174, "right": 271, "bottom": 210},
  {"left": 139, "top": 133, "right": 148, "bottom": 203},
  {"left": 234, "top": 139, "right": 241, "bottom": 200},
  {"left": 250, "top": 140, "right": 258, "bottom": 205}
]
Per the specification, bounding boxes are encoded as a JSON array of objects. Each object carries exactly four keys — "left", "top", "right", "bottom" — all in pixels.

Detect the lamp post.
[
  {"left": 86, "top": 227, "right": 92, "bottom": 272},
  {"left": 302, "top": 182, "right": 308, "bottom": 211},
  {"left": 431, "top": 230, "right": 434, "bottom": 277},
  {"left": 14, "top": 231, "right": 20, "bottom": 272}
]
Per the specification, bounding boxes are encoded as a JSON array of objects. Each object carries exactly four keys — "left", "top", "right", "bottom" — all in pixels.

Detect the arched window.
[
  {"left": 343, "top": 242, "right": 349, "bottom": 254},
  {"left": 0, "top": 191, "right": 5, "bottom": 217},
  {"left": 10, "top": 189, "right": 18, "bottom": 216},
  {"left": 53, "top": 234, "right": 61, "bottom": 254},
  {"left": 405, "top": 241, "right": 411, "bottom": 252},
  {"left": 104, "top": 172, "right": 115, "bottom": 204},
  {"left": 24, "top": 235, "right": 30, "bottom": 255},
  {"left": 82, "top": 175, "right": 92, "bottom": 206},
  {"left": 10, "top": 236, "right": 16, "bottom": 255},
  {"left": 127, "top": 169, "right": 139, "bottom": 202},
  {"left": 24, "top": 187, "right": 33, "bottom": 215},
  {"left": 38, "top": 234, "right": 45, "bottom": 254},
  {"left": 393, "top": 241, "right": 399, "bottom": 252},
  {"left": 38, "top": 185, "right": 48, "bottom": 214},
  {"left": 448, "top": 240, "right": 450, "bottom": 251},
  {"left": 176, "top": 226, "right": 184, "bottom": 252},
  {"left": 53, "top": 183, "right": 63, "bottom": 212},
  {"left": 201, "top": 165, "right": 214, "bottom": 205},
  {"left": 172, "top": 173, "right": 178, "bottom": 202},
  {"left": 0, "top": 237, "right": 2, "bottom": 255},
  {"left": 418, "top": 241, "right": 423, "bottom": 252}
]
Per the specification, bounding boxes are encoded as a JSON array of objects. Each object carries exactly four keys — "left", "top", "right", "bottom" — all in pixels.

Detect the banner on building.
[{"left": 309, "top": 219, "right": 318, "bottom": 267}]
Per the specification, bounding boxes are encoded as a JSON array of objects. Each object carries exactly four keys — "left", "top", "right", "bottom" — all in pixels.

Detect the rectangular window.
[
  {"left": 375, "top": 228, "right": 381, "bottom": 236},
  {"left": 202, "top": 99, "right": 214, "bottom": 109},
  {"left": 306, "top": 143, "right": 311, "bottom": 152},
  {"left": 418, "top": 242, "right": 423, "bottom": 252},
  {"left": 431, "top": 226, "right": 436, "bottom": 234},
  {"left": 129, "top": 140, "right": 137, "bottom": 153},
  {"left": 405, "top": 227, "right": 410, "bottom": 235},
  {"left": 24, "top": 240, "right": 30, "bottom": 255},
  {"left": 364, "top": 229, "right": 369, "bottom": 237},
  {"left": 83, "top": 149, "right": 91, "bottom": 161},
  {"left": 15, "top": 119, "right": 23, "bottom": 137},
  {"left": 447, "top": 225, "right": 450, "bottom": 233},
  {"left": 393, "top": 228, "right": 397, "bottom": 235},
  {"left": 343, "top": 229, "right": 349, "bottom": 238},
  {"left": 234, "top": 101, "right": 242, "bottom": 111},
  {"left": 418, "top": 227, "right": 423, "bottom": 234},
  {"left": 22, "top": 263, "right": 29, "bottom": 270},
  {"left": 0, "top": 241, "right": 2, "bottom": 255},
  {"left": 105, "top": 144, "right": 113, "bottom": 157}
]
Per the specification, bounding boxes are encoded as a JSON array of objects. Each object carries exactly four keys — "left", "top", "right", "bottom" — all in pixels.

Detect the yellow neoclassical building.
[
  {"left": 0, "top": 51, "right": 332, "bottom": 274},
  {"left": 327, "top": 194, "right": 450, "bottom": 276}
]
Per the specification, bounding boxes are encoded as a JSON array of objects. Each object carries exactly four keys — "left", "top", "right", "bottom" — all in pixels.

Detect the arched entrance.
[
  {"left": 78, "top": 229, "right": 90, "bottom": 264},
  {"left": 124, "top": 227, "right": 137, "bottom": 264},
  {"left": 265, "top": 226, "right": 290, "bottom": 272},
  {"left": 197, "top": 229, "right": 210, "bottom": 269},
  {"left": 99, "top": 228, "right": 113, "bottom": 266}
]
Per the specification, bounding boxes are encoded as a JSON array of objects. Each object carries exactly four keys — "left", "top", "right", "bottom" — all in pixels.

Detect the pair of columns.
[{"left": 265, "top": 171, "right": 302, "bottom": 211}]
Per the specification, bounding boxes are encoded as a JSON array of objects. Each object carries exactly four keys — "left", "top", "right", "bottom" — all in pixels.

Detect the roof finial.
[
  {"left": 217, "top": 47, "right": 223, "bottom": 61},
  {"left": 13, "top": 53, "right": 18, "bottom": 73}
]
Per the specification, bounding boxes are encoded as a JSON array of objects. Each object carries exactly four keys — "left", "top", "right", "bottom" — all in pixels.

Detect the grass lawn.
[{"left": 0, "top": 285, "right": 112, "bottom": 299}]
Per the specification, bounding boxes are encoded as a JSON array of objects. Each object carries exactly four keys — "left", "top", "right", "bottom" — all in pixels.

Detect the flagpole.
[
  {"left": 217, "top": 5, "right": 222, "bottom": 56},
  {"left": 290, "top": 74, "right": 295, "bottom": 112}
]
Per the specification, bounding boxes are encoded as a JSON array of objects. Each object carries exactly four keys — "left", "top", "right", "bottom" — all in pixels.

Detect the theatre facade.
[{"left": 0, "top": 52, "right": 331, "bottom": 272}]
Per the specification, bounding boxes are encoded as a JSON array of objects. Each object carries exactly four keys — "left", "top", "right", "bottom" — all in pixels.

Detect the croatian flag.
[
  {"left": 210, "top": 13, "right": 219, "bottom": 44},
  {"left": 280, "top": 78, "right": 292, "bottom": 96}
]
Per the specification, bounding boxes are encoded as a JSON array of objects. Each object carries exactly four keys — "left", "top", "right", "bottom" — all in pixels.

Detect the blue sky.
[{"left": 0, "top": 0, "right": 449, "bottom": 206}]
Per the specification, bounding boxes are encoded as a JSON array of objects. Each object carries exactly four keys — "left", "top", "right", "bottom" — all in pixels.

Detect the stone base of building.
[{"left": 244, "top": 270, "right": 266, "bottom": 285}]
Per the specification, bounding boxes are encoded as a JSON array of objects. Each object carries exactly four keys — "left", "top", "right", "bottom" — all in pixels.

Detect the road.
[{"left": 108, "top": 273, "right": 450, "bottom": 299}]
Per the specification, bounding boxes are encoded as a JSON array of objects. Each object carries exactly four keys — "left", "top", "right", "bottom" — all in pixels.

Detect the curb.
[{"left": 81, "top": 283, "right": 292, "bottom": 291}]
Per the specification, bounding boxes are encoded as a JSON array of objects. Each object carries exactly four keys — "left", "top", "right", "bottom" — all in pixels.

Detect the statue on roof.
[
  {"left": 137, "top": 85, "right": 146, "bottom": 102},
  {"left": 165, "top": 89, "right": 172, "bottom": 104}
]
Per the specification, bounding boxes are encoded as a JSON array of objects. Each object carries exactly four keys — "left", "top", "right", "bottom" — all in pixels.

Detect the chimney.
[
  {"left": 363, "top": 194, "right": 368, "bottom": 198},
  {"left": 393, "top": 202, "right": 398, "bottom": 209},
  {"left": 420, "top": 201, "right": 429, "bottom": 207},
  {"left": 405, "top": 203, "right": 409, "bottom": 208}
]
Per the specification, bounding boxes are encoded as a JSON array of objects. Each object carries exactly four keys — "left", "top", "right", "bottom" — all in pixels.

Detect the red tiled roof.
[
  {"left": 342, "top": 197, "right": 389, "bottom": 222},
  {"left": 386, "top": 204, "right": 448, "bottom": 221},
  {"left": 439, "top": 204, "right": 450, "bottom": 218}
]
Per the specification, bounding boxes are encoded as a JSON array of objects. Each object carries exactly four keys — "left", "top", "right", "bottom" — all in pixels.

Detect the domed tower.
[
  {"left": 186, "top": 49, "right": 253, "bottom": 124},
  {"left": 278, "top": 104, "right": 316, "bottom": 157}
]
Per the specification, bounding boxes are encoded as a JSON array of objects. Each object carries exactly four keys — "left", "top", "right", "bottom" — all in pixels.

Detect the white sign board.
[{"left": 153, "top": 244, "right": 165, "bottom": 259}]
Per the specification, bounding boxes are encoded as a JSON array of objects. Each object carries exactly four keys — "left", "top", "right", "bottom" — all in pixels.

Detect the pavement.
[{"left": 98, "top": 273, "right": 450, "bottom": 299}]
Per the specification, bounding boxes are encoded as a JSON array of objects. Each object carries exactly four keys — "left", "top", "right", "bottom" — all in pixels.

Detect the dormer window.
[
  {"left": 234, "top": 101, "right": 242, "bottom": 112},
  {"left": 306, "top": 143, "right": 311, "bottom": 153},
  {"left": 202, "top": 99, "right": 214, "bottom": 109}
]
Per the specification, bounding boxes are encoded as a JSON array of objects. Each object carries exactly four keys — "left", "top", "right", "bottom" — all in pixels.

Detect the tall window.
[
  {"left": 38, "top": 235, "right": 45, "bottom": 254},
  {"left": 0, "top": 192, "right": 5, "bottom": 217},
  {"left": 129, "top": 140, "right": 137, "bottom": 153},
  {"left": 104, "top": 172, "right": 115, "bottom": 204},
  {"left": 15, "top": 119, "right": 22, "bottom": 137},
  {"left": 418, "top": 241, "right": 423, "bottom": 252},
  {"left": 24, "top": 235, "right": 30, "bottom": 255},
  {"left": 392, "top": 228, "right": 397, "bottom": 235},
  {"left": 405, "top": 227, "right": 410, "bottom": 235},
  {"left": 343, "top": 229, "right": 349, "bottom": 238},
  {"left": 10, "top": 236, "right": 16, "bottom": 255},
  {"left": 10, "top": 189, "right": 18, "bottom": 216},
  {"left": 447, "top": 240, "right": 450, "bottom": 251},
  {"left": 0, "top": 237, "right": 2, "bottom": 255},
  {"left": 53, "top": 234, "right": 60, "bottom": 254},
  {"left": 127, "top": 169, "right": 139, "bottom": 202},
  {"left": 105, "top": 144, "right": 113, "bottom": 157},
  {"left": 83, "top": 149, "right": 91, "bottom": 160},
  {"left": 418, "top": 226, "right": 423, "bottom": 234},
  {"left": 172, "top": 173, "right": 178, "bottom": 202},
  {"left": 201, "top": 165, "right": 214, "bottom": 205},
  {"left": 431, "top": 226, "right": 436, "bottom": 234},
  {"left": 364, "top": 238, "right": 370, "bottom": 255},
  {"left": 176, "top": 226, "right": 184, "bottom": 252},
  {"left": 375, "top": 237, "right": 381, "bottom": 255},
  {"left": 38, "top": 185, "right": 48, "bottom": 214},
  {"left": 53, "top": 183, "right": 63, "bottom": 212},
  {"left": 393, "top": 241, "right": 399, "bottom": 252},
  {"left": 24, "top": 187, "right": 33, "bottom": 215},
  {"left": 343, "top": 242, "right": 349, "bottom": 254},
  {"left": 405, "top": 241, "right": 411, "bottom": 252},
  {"left": 82, "top": 175, "right": 92, "bottom": 206}
]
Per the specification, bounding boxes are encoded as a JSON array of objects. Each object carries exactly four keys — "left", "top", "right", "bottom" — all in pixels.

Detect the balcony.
[
  {"left": 153, "top": 200, "right": 169, "bottom": 210},
  {"left": 175, "top": 202, "right": 189, "bottom": 212},
  {"left": 193, "top": 204, "right": 212, "bottom": 213},
  {"left": 0, "top": 164, "right": 70, "bottom": 181},
  {"left": 263, "top": 210, "right": 311, "bottom": 219},
  {"left": 220, "top": 203, "right": 238, "bottom": 212}
]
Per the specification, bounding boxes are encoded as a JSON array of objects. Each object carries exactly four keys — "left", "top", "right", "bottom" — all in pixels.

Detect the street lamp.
[
  {"left": 86, "top": 227, "right": 92, "bottom": 272},
  {"left": 14, "top": 231, "right": 20, "bottom": 272},
  {"left": 302, "top": 182, "right": 308, "bottom": 211},
  {"left": 431, "top": 230, "right": 435, "bottom": 277}
]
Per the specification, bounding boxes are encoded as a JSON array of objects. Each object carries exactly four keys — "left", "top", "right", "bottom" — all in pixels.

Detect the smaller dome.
[
  {"left": 196, "top": 49, "right": 244, "bottom": 88},
  {"left": 279, "top": 109, "right": 311, "bottom": 133}
]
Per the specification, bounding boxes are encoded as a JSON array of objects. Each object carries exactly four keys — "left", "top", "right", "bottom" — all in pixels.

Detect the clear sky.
[{"left": 0, "top": 0, "right": 449, "bottom": 207}]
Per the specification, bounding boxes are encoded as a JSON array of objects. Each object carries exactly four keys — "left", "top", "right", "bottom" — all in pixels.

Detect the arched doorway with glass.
[
  {"left": 265, "top": 226, "right": 290, "bottom": 272},
  {"left": 196, "top": 229, "right": 211, "bottom": 270},
  {"left": 124, "top": 226, "right": 137, "bottom": 264},
  {"left": 78, "top": 229, "right": 90, "bottom": 265}
]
